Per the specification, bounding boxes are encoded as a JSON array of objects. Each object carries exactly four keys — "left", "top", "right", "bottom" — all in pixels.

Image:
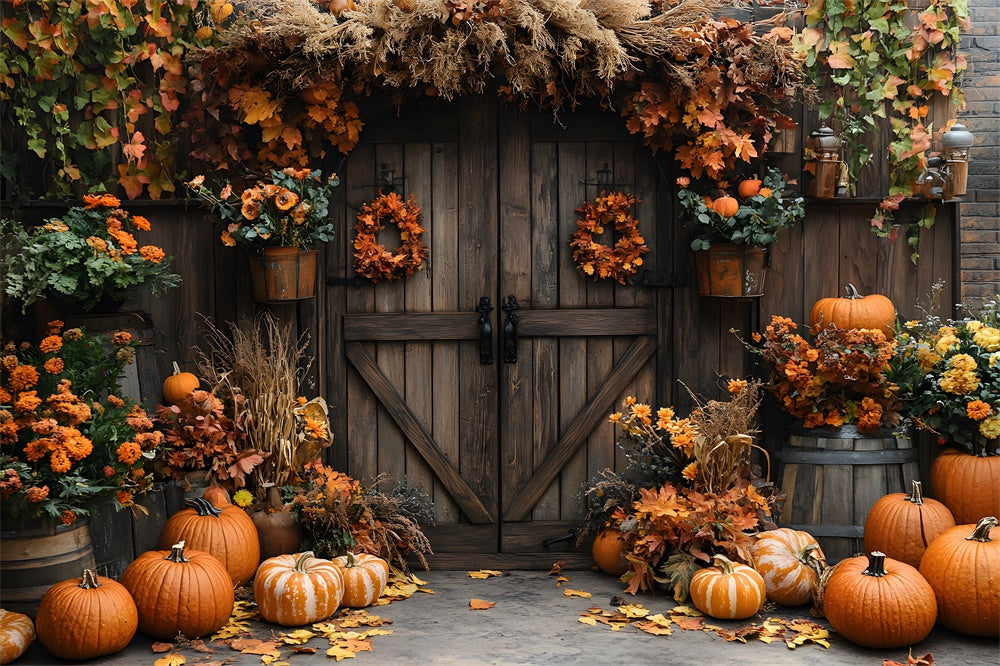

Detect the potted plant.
[
  {"left": 185, "top": 168, "right": 338, "bottom": 302},
  {"left": 0, "top": 195, "right": 181, "bottom": 313},
  {"left": 677, "top": 168, "right": 804, "bottom": 297}
]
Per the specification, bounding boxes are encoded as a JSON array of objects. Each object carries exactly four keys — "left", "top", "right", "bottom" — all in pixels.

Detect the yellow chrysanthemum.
[
  {"left": 973, "top": 326, "right": 1000, "bottom": 352},
  {"left": 980, "top": 416, "right": 1000, "bottom": 440},
  {"left": 232, "top": 489, "right": 255, "bottom": 508}
]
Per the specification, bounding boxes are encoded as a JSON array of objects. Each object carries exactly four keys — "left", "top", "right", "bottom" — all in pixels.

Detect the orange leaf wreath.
[
  {"left": 569, "top": 192, "right": 648, "bottom": 285},
  {"left": 353, "top": 192, "right": 428, "bottom": 282}
]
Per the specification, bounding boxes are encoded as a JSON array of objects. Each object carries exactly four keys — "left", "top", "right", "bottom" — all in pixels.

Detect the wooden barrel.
[
  {"left": 778, "top": 426, "right": 919, "bottom": 563},
  {"left": 0, "top": 518, "right": 96, "bottom": 617}
]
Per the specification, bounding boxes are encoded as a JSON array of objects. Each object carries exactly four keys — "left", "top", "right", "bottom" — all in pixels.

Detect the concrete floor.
[{"left": 15, "top": 569, "right": 999, "bottom": 665}]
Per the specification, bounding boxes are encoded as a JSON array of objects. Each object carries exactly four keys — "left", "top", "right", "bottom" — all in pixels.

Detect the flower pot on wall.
[
  {"left": 249, "top": 247, "right": 318, "bottom": 303},
  {"left": 693, "top": 244, "right": 766, "bottom": 298}
]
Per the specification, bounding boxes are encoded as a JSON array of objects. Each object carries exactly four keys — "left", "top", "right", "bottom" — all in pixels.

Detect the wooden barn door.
[{"left": 338, "top": 101, "right": 664, "bottom": 567}]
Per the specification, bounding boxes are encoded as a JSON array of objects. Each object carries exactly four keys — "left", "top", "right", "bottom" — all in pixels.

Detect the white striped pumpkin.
[
  {"left": 689, "top": 554, "right": 766, "bottom": 620},
  {"left": 253, "top": 552, "right": 343, "bottom": 626},
  {"left": 750, "top": 528, "right": 826, "bottom": 606},
  {"left": 332, "top": 553, "right": 389, "bottom": 607},
  {"left": 0, "top": 609, "right": 35, "bottom": 665}
]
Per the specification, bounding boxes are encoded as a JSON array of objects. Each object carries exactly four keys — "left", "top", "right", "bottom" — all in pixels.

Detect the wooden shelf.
[{"left": 803, "top": 196, "right": 959, "bottom": 205}]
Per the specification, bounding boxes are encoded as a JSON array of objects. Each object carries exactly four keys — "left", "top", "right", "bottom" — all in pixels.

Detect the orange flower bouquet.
[
  {"left": 0, "top": 195, "right": 180, "bottom": 312},
  {"left": 0, "top": 321, "right": 161, "bottom": 525}
]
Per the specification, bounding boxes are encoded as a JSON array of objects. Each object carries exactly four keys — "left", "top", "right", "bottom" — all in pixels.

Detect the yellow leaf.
[
  {"left": 409, "top": 574, "right": 429, "bottom": 585},
  {"left": 635, "top": 621, "right": 673, "bottom": 636},
  {"left": 555, "top": 575, "right": 570, "bottom": 586},
  {"left": 609, "top": 622, "right": 626, "bottom": 631},
  {"left": 239, "top": 88, "right": 279, "bottom": 125},
  {"left": 326, "top": 645, "right": 356, "bottom": 661},
  {"left": 417, "top": 588, "right": 435, "bottom": 594},
  {"left": 467, "top": 569, "right": 504, "bottom": 579},
  {"left": 358, "top": 629, "right": 394, "bottom": 639},
  {"left": 153, "top": 654, "right": 186, "bottom": 666},
  {"left": 578, "top": 616, "right": 598, "bottom": 626},
  {"left": 278, "top": 629, "right": 316, "bottom": 645},
  {"left": 670, "top": 605, "right": 704, "bottom": 617},
  {"left": 563, "top": 589, "right": 592, "bottom": 599},
  {"left": 618, "top": 604, "right": 649, "bottom": 619}
]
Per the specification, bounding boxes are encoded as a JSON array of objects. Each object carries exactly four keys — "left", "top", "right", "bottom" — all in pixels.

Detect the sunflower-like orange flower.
[
  {"left": 242, "top": 201, "right": 260, "bottom": 220},
  {"left": 275, "top": 189, "right": 299, "bottom": 211}
]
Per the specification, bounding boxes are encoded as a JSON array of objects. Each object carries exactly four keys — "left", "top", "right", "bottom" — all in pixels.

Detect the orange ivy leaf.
[
  {"left": 122, "top": 131, "right": 146, "bottom": 162},
  {"left": 826, "top": 41, "right": 856, "bottom": 69},
  {"left": 118, "top": 164, "right": 150, "bottom": 199}
]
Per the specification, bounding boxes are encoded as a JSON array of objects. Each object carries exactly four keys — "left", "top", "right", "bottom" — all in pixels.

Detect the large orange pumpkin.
[
  {"left": 35, "top": 569, "right": 137, "bottom": 660},
  {"left": 120, "top": 541, "right": 235, "bottom": 640},
  {"left": 750, "top": 528, "right": 826, "bottom": 606},
  {"left": 591, "top": 528, "right": 629, "bottom": 576},
  {"left": 711, "top": 195, "right": 739, "bottom": 218},
  {"left": 159, "top": 497, "right": 260, "bottom": 586},
  {"left": 332, "top": 553, "right": 390, "bottom": 608},
  {"left": 808, "top": 284, "right": 895, "bottom": 335},
  {"left": 253, "top": 552, "right": 344, "bottom": 626},
  {"left": 0, "top": 609, "right": 34, "bottom": 665},
  {"left": 689, "top": 554, "right": 766, "bottom": 620},
  {"left": 162, "top": 361, "right": 200, "bottom": 405},
  {"left": 919, "top": 516, "right": 999, "bottom": 637},
  {"left": 863, "top": 480, "right": 955, "bottom": 568},
  {"left": 930, "top": 449, "right": 1000, "bottom": 524},
  {"left": 823, "top": 551, "right": 937, "bottom": 648},
  {"left": 737, "top": 179, "right": 762, "bottom": 198}
]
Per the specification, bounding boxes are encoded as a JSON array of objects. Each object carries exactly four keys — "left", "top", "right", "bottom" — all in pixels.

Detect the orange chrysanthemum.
[
  {"left": 111, "top": 331, "right": 132, "bottom": 346},
  {"left": 14, "top": 391, "right": 42, "bottom": 413},
  {"left": 967, "top": 400, "right": 992, "bottom": 421},
  {"left": 39, "top": 335, "right": 63, "bottom": 353},
  {"left": 43, "top": 357, "right": 64, "bottom": 374},
  {"left": 8, "top": 365, "right": 39, "bottom": 392},
  {"left": 132, "top": 215, "right": 151, "bottom": 231},
  {"left": 116, "top": 441, "right": 142, "bottom": 465},
  {"left": 60, "top": 510, "right": 77, "bottom": 525},
  {"left": 83, "top": 193, "right": 120, "bottom": 209},
  {"left": 25, "top": 485, "right": 50, "bottom": 502},
  {"left": 139, "top": 245, "right": 165, "bottom": 263}
]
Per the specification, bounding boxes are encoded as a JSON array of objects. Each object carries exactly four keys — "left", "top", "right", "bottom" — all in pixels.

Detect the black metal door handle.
[
  {"left": 501, "top": 295, "right": 520, "bottom": 363},
  {"left": 476, "top": 296, "right": 493, "bottom": 365}
]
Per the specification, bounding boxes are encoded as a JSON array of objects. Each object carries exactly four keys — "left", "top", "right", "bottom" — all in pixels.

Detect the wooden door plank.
[
  {"left": 503, "top": 336, "right": 657, "bottom": 521},
  {"left": 344, "top": 313, "right": 478, "bottom": 340},
  {"left": 516, "top": 309, "right": 656, "bottom": 336},
  {"left": 345, "top": 342, "right": 493, "bottom": 524}
]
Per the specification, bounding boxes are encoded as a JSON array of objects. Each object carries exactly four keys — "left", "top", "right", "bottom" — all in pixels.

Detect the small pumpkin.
[
  {"left": 808, "top": 283, "right": 895, "bottom": 335},
  {"left": 930, "top": 448, "right": 1000, "bottom": 524},
  {"left": 689, "top": 554, "right": 766, "bottom": 620},
  {"left": 35, "top": 569, "right": 137, "bottom": 660},
  {"left": 202, "top": 478, "right": 232, "bottom": 509},
  {"left": 120, "top": 541, "right": 235, "bottom": 640},
  {"left": 332, "top": 553, "right": 390, "bottom": 608},
  {"left": 750, "top": 528, "right": 826, "bottom": 606},
  {"left": 162, "top": 361, "right": 199, "bottom": 405},
  {"left": 591, "top": 527, "right": 629, "bottom": 576},
  {"left": 863, "top": 480, "right": 955, "bottom": 568},
  {"left": 0, "top": 609, "right": 34, "bottom": 665},
  {"left": 253, "top": 552, "right": 344, "bottom": 626},
  {"left": 919, "top": 516, "right": 1000, "bottom": 637},
  {"left": 737, "top": 179, "right": 762, "bottom": 199},
  {"left": 327, "top": 0, "right": 355, "bottom": 14},
  {"left": 252, "top": 485, "right": 304, "bottom": 563},
  {"left": 711, "top": 195, "right": 739, "bottom": 218},
  {"left": 823, "top": 551, "right": 937, "bottom": 648},
  {"left": 159, "top": 497, "right": 260, "bottom": 586},
  {"left": 758, "top": 187, "right": 773, "bottom": 198}
]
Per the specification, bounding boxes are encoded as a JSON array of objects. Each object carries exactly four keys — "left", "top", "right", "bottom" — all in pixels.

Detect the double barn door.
[{"left": 335, "top": 101, "right": 667, "bottom": 567}]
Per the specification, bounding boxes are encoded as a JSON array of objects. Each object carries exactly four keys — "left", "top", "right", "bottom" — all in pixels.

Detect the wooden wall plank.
[{"left": 323, "top": 150, "right": 349, "bottom": 472}]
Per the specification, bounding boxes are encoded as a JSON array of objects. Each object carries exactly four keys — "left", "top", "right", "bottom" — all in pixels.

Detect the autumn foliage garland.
[
  {"left": 353, "top": 193, "right": 428, "bottom": 283},
  {"left": 570, "top": 192, "right": 649, "bottom": 285}
]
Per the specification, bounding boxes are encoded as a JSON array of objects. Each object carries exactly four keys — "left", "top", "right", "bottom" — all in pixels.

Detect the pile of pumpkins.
[
  {"left": 0, "top": 488, "right": 389, "bottom": 664},
  {"left": 592, "top": 480, "right": 998, "bottom": 648}
]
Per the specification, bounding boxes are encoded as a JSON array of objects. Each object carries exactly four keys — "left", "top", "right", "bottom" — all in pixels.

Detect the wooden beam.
[
  {"left": 516, "top": 308, "right": 656, "bottom": 337},
  {"left": 343, "top": 313, "right": 479, "bottom": 341},
  {"left": 502, "top": 336, "right": 657, "bottom": 521},
  {"left": 345, "top": 342, "right": 493, "bottom": 524}
]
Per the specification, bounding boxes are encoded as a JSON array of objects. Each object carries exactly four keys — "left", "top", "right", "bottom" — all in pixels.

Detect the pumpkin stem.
[
  {"left": 172, "top": 361, "right": 182, "bottom": 375},
  {"left": 797, "top": 543, "right": 825, "bottom": 567},
  {"left": 166, "top": 540, "right": 189, "bottom": 563},
  {"left": 966, "top": 516, "right": 998, "bottom": 542},
  {"left": 862, "top": 551, "right": 888, "bottom": 577},
  {"left": 711, "top": 554, "right": 737, "bottom": 575},
  {"left": 78, "top": 569, "right": 101, "bottom": 589},
  {"left": 293, "top": 551, "right": 315, "bottom": 573},
  {"left": 345, "top": 552, "right": 357, "bottom": 568},
  {"left": 845, "top": 283, "right": 862, "bottom": 299},
  {"left": 186, "top": 496, "right": 223, "bottom": 518},
  {"left": 905, "top": 480, "right": 925, "bottom": 505}
]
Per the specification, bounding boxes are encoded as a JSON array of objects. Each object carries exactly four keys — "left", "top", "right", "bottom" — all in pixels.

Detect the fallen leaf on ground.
[
  {"left": 409, "top": 574, "right": 429, "bottom": 585},
  {"left": 326, "top": 645, "right": 356, "bottom": 661},
  {"left": 618, "top": 603, "right": 649, "bottom": 619},
  {"left": 188, "top": 638, "right": 214, "bottom": 653},
  {"left": 229, "top": 638, "right": 281, "bottom": 659},
  {"left": 549, "top": 561, "right": 565, "bottom": 575},
  {"left": 563, "top": 589, "right": 592, "bottom": 599},
  {"left": 359, "top": 629, "right": 394, "bottom": 639},
  {"left": 291, "top": 646, "right": 318, "bottom": 654},
  {"left": 278, "top": 629, "right": 316, "bottom": 645},
  {"left": 337, "top": 638, "right": 372, "bottom": 653},
  {"left": 635, "top": 620, "right": 673, "bottom": 636},
  {"left": 151, "top": 642, "right": 174, "bottom": 653},
  {"left": 715, "top": 625, "right": 765, "bottom": 643},
  {"left": 675, "top": 616, "right": 705, "bottom": 631},
  {"left": 578, "top": 616, "right": 598, "bottom": 626},
  {"left": 554, "top": 575, "right": 570, "bottom": 586},
  {"left": 153, "top": 654, "right": 186, "bottom": 666},
  {"left": 669, "top": 605, "right": 704, "bottom": 617},
  {"left": 884, "top": 652, "right": 934, "bottom": 666},
  {"left": 470, "top": 598, "right": 496, "bottom": 610},
  {"left": 467, "top": 569, "right": 505, "bottom": 579}
]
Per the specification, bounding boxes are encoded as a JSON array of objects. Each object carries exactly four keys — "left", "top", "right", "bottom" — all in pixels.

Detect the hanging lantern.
[
  {"left": 941, "top": 123, "right": 974, "bottom": 198},
  {"left": 807, "top": 127, "right": 842, "bottom": 199}
]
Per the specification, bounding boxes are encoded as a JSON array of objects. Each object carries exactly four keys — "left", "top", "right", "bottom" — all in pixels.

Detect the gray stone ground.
[{"left": 15, "top": 569, "right": 999, "bottom": 665}]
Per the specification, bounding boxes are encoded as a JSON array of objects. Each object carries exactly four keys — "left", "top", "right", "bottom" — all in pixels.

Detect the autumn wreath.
[
  {"left": 353, "top": 192, "right": 428, "bottom": 282},
  {"left": 569, "top": 191, "right": 649, "bottom": 285}
]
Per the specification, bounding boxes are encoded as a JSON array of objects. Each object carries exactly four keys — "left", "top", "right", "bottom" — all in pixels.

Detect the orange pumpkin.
[
  {"left": 919, "top": 516, "right": 1000, "bottom": 637},
  {"left": 737, "top": 179, "right": 762, "bottom": 198},
  {"left": 711, "top": 195, "right": 739, "bottom": 218},
  {"left": 808, "top": 284, "right": 895, "bottom": 335},
  {"left": 202, "top": 479, "right": 232, "bottom": 509},
  {"left": 823, "top": 551, "right": 937, "bottom": 648},
  {"left": 863, "top": 480, "right": 955, "bottom": 568},
  {"left": 591, "top": 528, "right": 629, "bottom": 576},
  {"left": 689, "top": 554, "right": 766, "bottom": 620},
  {"left": 750, "top": 528, "right": 826, "bottom": 606},
  {"left": 930, "top": 449, "right": 1000, "bottom": 524},
  {"left": 332, "top": 553, "right": 390, "bottom": 607},
  {"left": 35, "top": 569, "right": 137, "bottom": 660},
  {"left": 254, "top": 552, "right": 344, "bottom": 626},
  {"left": 758, "top": 187, "right": 773, "bottom": 198},
  {"left": 0, "top": 609, "right": 34, "bottom": 665},
  {"left": 120, "top": 541, "right": 235, "bottom": 640},
  {"left": 327, "top": 0, "right": 355, "bottom": 14},
  {"left": 162, "top": 361, "right": 199, "bottom": 405},
  {"left": 159, "top": 497, "right": 260, "bottom": 586}
]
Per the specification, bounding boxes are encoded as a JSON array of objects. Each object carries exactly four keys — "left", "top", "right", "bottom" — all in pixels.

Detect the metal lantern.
[
  {"left": 941, "top": 123, "right": 974, "bottom": 198},
  {"left": 808, "top": 127, "right": 843, "bottom": 199}
]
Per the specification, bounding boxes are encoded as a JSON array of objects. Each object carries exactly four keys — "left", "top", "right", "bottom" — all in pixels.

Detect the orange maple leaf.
[{"left": 469, "top": 599, "right": 496, "bottom": 610}]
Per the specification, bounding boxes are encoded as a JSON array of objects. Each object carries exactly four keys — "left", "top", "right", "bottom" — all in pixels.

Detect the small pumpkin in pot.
[
  {"left": 919, "top": 516, "right": 999, "bottom": 637},
  {"left": 252, "top": 486, "right": 303, "bottom": 563},
  {"left": 332, "top": 553, "right": 390, "bottom": 608},
  {"left": 863, "top": 479, "right": 955, "bottom": 568},
  {"left": 159, "top": 497, "right": 260, "bottom": 586},
  {"left": 35, "top": 569, "right": 137, "bottom": 660},
  {"left": 823, "top": 551, "right": 937, "bottom": 648},
  {"left": 120, "top": 541, "right": 235, "bottom": 640},
  {"left": 162, "top": 361, "right": 199, "bottom": 405},
  {"left": 930, "top": 448, "right": 1000, "bottom": 524},
  {"left": 711, "top": 195, "right": 739, "bottom": 218},
  {"left": 749, "top": 528, "right": 826, "bottom": 606},
  {"left": 0, "top": 609, "right": 34, "bottom": 665},
  {"left": 689, "top": 554, "right": 766, "bottom": 620},
  {"left": 808, "top": 284, "right": 895, "bottom": 335},
  {"left": 737, "top": 179, "right": 762, "bottom": 199},
  {"left": 254, "top": 552, "right": 344, "bottom": 626},
  {"left": 591, "top": 527, "right": 629, "bottom": 576}
]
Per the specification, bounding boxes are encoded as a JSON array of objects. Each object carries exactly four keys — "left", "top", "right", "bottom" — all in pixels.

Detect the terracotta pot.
[
  {"left": 249, "top": 247, "right": 318, "bottom": 303},
  {"left": 693, "top": 244, "right": 767, "bottom": 298},
  {"left": 930, "top": 447, "right": 1000, "bottom": 524}
]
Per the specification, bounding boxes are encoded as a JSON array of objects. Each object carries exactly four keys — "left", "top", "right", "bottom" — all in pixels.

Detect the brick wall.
[{"left": 959, "top": 0, "right": 1000, "bottom": 307}]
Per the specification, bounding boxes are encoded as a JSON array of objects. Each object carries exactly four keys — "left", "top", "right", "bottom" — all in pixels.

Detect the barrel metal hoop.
[{"left": 777, "top": 448, "right": 918, "bottom": 465}]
